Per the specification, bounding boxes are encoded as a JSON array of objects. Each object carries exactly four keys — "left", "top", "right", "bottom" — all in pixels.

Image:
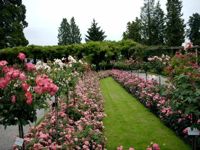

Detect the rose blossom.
[
  {"left": 19, "top": 72, "right": 26, "bottom": 81},
  {"left": 11, "top": 95, "right": 16, "bottom": 103},
  {"left": 17, "top": 52, "right": 26, "bottom": 61},
  {"left": 152, "top": 143, "right": 160, "bottom": 150},
  {"left": 0, "top": 60, "right": 8, "bottom": 67},
  {"left": 26, "top": 63, "right": 36, "bottom": 71},
  {"left": 22, "top": 82, "right": 30, "bottom": 91},
  {"left": 25, "top": 91, "right": 33, "bottom": 105}
]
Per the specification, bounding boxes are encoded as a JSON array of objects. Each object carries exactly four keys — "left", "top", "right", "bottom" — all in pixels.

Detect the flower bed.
[{"left": 16, "top": 71, "right": 105, "bottom": 150}]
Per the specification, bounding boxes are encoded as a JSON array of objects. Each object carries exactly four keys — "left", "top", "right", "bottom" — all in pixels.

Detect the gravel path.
[
  {"left": 0, "top": 109, "right": 46, "bottom": 150},
  {"left": 130, "top": 71, "right": 168, "bottom": 85}
]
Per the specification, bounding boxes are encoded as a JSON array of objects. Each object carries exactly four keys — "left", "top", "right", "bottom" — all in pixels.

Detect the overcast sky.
[{"left": 23, "top": 0, "right": 200, "bottom": 46}]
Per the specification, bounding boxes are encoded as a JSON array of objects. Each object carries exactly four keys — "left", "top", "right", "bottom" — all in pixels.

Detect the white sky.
[{"left": 23, "top": 0, "right": 200, "bottom": 45}]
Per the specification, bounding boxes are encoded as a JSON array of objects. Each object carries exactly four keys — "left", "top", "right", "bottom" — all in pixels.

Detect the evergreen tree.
[
  {"left": 58, "top": 17, "right": 81, "bottom": 45},
  {"left": 85, "top": 19, "right": 106, "bottom": 42},
  {"left": 166, "top": 0, "right": 185, "bottom": 46},
  {"left": 58, "top": 18, "right": 71, "bottom": 45},
  {"left": 151, "top": 1, "right": 166, "bottom": 45},
  {"left": 0, "top": 0, "right": 28, "bottom": 49},
  {"left": 123, "top": 17, "right": 142, "bottom": 42},
  {"left": 70, "top": 17, "right": 81, "bottom": 44},
  {"left": 140, "top": 0, "right": 155, "bottom": 45},
  {"left": 187, "top": 13, "right": 200, "bottom": 45}
]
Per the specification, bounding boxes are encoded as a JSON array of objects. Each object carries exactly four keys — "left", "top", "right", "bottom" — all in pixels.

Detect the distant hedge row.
[{"left": 0, "top": 40, "right": 178, "bottom": 67}]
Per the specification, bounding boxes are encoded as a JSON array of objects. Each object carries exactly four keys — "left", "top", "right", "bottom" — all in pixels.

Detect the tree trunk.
[{"left": 18, "top": 121, "right": 24, "bottom": 150}]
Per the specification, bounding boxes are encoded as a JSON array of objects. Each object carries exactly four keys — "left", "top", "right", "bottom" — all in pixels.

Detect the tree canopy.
[{"left": 0, "top": 0, "right": 28, "bottom": 49}]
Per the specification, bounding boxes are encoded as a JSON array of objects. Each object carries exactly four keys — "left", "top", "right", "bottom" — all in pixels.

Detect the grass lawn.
[{"left": 100, "top": 77, "right": 191, "bottom": 150}]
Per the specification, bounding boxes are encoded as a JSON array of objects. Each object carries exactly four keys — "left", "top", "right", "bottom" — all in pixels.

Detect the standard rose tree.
[{"left": 0, "top": 53, "right": 58, "bottom": 139}]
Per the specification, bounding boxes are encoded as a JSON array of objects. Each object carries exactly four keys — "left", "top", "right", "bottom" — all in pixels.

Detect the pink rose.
[
  {"left": 34, "top": 86, "right": 43, "bottom": 94},
  {"left": 25, "top": 91, "right": 33, "bottom": 105},
  {"left": 22, "top": 82, "right": 30, "bottom": 91},
  {"left": 25, "top": 63, "right": 36, "bottom": 71},
  {"left": 0, "top": 60, "right": 8, "bottom": 67},
  {"left": 152, "top": 143, "right": 160, "bottom": 150},
  {"left": 19, "top": 72, "right": 26, "bottom": 81},
  {"left": 12, "top": 70, "right": 20, "bottom": 78},
  {"left": 17, "top": 52, "right": 26, "bottom": 61},
  {"left": 0, "top": 77, "right": 10, "bottom": 89},
  {"left": 11, "top": 95, "right": 16, "bottom": 103}
]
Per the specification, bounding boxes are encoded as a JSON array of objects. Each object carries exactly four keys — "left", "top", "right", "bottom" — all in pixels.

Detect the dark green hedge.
[{"left": 0, "top": 40, "right": 176, "bottom": 68}]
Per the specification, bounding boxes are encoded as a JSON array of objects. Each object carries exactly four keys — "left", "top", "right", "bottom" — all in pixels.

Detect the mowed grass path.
[{"left": 100, "top": 77, "right": 191, "bottom": 150}]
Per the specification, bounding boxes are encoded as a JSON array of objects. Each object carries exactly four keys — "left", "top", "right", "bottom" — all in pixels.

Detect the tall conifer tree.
[
  {"left": 187, "top": 13, "right": 200, "bottom": 45},
  {"left": 166, "top": 0, "right": 185, "bottom": 46},
  {"left": 85, "top": 19, "right": 106, "bottom": 42}
]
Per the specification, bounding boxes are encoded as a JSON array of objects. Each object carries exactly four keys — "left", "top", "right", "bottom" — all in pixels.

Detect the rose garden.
[{"left": 0, "top": 42, "right": 199, "bottom": 150}]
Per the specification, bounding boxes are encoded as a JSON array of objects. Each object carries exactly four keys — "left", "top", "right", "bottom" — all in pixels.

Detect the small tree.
[
  {"left": 85, "top": 19, "right": 106, "bottom": 42},
  {"left": 0, "top": 53, "right": 58, "bottom": 142},
  {"left": 187, "top": 13, "right": 200, "bottom": 45}
]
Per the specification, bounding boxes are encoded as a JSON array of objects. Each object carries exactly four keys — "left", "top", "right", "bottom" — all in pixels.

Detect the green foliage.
[
  {"left": 166, "top": 0, "right": 185, "bottom": 46},
  {"left": 0, "top": 0, "right": 28, "bottom": 48},
  {"left": 171, "top": 74, "right": 200, "bottom": 129},
  {"left": 123, "top": 17, "right": 142, "bottom": 42},
  {"left": 167, "top": 51, "right": 200, "bottom": 129},
  {"left": 58, "top": 17, "right": 81, "bottom": 45},
  {"left": 0, "top": 41, "right": 178, "bottom": 70},
  {"left": 85, "top": 19, "right": 106, "bottom": 42},
  {"left": 187, "top": 13, "right": 200, "bottom": 45}
]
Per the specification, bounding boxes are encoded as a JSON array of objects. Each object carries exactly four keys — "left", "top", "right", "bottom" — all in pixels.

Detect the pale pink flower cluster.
[{"left": 148, "top": 54, "right": 170, "bottom": 65}]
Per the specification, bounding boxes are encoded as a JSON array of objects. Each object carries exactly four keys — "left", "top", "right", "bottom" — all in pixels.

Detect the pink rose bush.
[
  {"left": 116, "top": 142, "right": 160, "bottom": 150},
  {"left": 0, "top": 53, "right": 58, "bottom": 136},
  {"left": 19, "top": 71, "right": 105, "bottom": 149}
]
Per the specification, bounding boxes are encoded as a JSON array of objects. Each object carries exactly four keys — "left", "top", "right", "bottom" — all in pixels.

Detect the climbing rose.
[{"left": 17, "top": 52, "right": 26, "bottom": 61}]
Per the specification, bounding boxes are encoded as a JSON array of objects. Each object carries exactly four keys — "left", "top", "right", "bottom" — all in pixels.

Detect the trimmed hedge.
[{"left": 0, "top": 40, "right": 178, "bottom": 68}]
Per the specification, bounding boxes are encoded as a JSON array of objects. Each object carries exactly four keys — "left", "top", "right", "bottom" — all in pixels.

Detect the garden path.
[
  {"left": 100, "top": 77, "right": 190, "bottom": 150},
  {"left": 130, "top": 71, "right": 168, "bottom": 85},
  {"left": 0, "top": 109, "right": 46, "bottom": 150}
]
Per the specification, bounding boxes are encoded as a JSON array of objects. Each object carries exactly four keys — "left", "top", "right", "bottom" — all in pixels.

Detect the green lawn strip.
[{"left": 100, "top": 77, "right": 191, "bottom": 150}]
